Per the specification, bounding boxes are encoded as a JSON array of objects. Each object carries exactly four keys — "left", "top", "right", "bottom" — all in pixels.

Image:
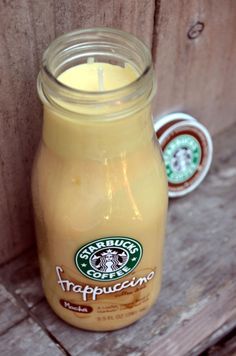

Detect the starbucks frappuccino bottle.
[{"left": 32, "top": 28, "right": 168, "bottom": 331}]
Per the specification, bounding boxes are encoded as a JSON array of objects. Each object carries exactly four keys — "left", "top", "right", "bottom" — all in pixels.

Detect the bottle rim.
[{"left": 38, "top": 27, "right": 156, "bottom": 119}]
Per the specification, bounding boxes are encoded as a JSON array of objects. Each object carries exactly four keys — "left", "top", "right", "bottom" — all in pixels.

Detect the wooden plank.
[
  {"left": 0, "top": 318, "right": 65, "bottom": 356},
  {"left": 53, "top": 0, "right": 155, "bottom": 47},
  {"left": 0, "top": 0, "right": 39, "bottom": 264},
  {"left": 146, "top": 283, "right": 236, "bottom": 356},
  {"left": 202, "top": 327, "right": 236, "bottom": 356},
  {"left": 32, "top": 301, "right": 106, "bottom": 355},
  {"left": 28, "top": 123, "right": 236, "bottom": 355},
  {"left": 0, "top": 283, "right": 27, "bottom": 335},
  {"left": 153, "top": 0, "right": 236, "bottom": 135},
  {"left": 0, "top": 250, "right": 43, "bottom": 308},
  {"left": 0, "top": 0, "right": 155, "bottom": 264}
]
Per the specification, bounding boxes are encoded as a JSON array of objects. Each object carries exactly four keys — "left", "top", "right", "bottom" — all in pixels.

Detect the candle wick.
[{"left": 98, "top": 65, "right": 104, "bottom": 91}]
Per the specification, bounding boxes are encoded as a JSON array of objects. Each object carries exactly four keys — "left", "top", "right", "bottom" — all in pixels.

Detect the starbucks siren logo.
[
  {"left": 74, "top": 237, "right": 143, "bottom": 282},
  {"left": 163, "top": 134, "right": 202, "bottom": 184}
]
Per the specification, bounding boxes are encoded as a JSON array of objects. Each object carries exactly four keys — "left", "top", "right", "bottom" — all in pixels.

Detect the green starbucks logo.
[
  {"left": 74, "top": 237, "right": 143, "bottom": 282},
  {"left": 163, "top": 134, "right": 202, "bottom": 184}
]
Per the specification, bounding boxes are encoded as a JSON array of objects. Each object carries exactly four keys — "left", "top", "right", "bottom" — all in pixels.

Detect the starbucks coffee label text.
[{"left": 56, "top": 266, "right": 155, "bottom": 301}]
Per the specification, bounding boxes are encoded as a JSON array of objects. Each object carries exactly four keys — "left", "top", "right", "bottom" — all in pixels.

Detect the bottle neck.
[{"left": 43, "top": 105, "right": 154, "bottom": 160}]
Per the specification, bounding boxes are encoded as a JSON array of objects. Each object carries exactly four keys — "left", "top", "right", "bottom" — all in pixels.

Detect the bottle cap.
[
  {"left": 154, "top": 113, "right": 213, "bottom": 198},
  {"left": 154, "top": 112, "right": 196, "bottom": 137}
]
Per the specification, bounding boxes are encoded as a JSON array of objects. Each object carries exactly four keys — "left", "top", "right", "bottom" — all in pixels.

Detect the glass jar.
[{"left": 32, "top": 28, "right": 168, "bottom": 331}]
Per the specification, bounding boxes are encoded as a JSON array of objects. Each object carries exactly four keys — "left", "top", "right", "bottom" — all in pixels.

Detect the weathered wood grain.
[
  {"left": 203, "top": 327, "right": 236, "bottom": 356},
  {"left": 32, "top": 301, "right": 106, "bottom": 355},
  {"left": 0, "top": 0, "right": 155, "bottom": 264},
  {"left": 153, "top": 0, "right": 236, "bottom": 135},
  {"left": 53, "top": 0, "right": 155, "bottom": 46},
  {"left": 0, "top": 318, "right": 65, "bottom": 356},
  {"left": 0, "top": 284, "right": 26, "bottom": 335},
  {"left": 146, "top": 283, "right": 236, "bottom": 356},
  {"left": 0, "top": 250, "right": 43, "bottom": 308},
  {"left": 0, "top": 0, "right": 39, "bottom": 264}
]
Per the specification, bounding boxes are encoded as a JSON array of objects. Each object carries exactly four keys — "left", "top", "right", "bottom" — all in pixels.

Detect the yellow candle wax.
[{"left": 58, "top": 62, "right": 138, "bottom": 91}]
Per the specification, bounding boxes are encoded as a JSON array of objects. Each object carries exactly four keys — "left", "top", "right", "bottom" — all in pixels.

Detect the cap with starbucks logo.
[{"left": 154, "top": 113, "right": 213, "bottom": 198}]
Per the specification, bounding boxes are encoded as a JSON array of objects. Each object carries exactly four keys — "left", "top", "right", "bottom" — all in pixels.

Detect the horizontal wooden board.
[
  {"left": 0, "top": 318, "right": 65, "bottom": 356},
  {"left": 32, "top": 301, "right": 106, "bottom": 355},
  {"left": 203, "top": 327, "right": 236, "bottom": 356}
]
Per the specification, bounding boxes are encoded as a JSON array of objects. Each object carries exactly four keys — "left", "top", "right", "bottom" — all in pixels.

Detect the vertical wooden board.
[
  {"left": 0, "top": 0, "right": 43, "bottom": 263},
  {"left": 53, "top": 0, "right": 155, "bottom": 47},
  {"left": 0, "top": 0, "right": 155, "bottom": 264},
  {"left": 153, "top": 0, "right": 236, "bottom": 135}
]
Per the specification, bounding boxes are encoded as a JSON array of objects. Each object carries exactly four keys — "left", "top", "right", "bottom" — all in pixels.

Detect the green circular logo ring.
[
  {"left": 163, "top": 134, "right": 202, "bottom": 184},
  {"left": 74, "top": 236, "right": 143, "bottom": 282}
]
